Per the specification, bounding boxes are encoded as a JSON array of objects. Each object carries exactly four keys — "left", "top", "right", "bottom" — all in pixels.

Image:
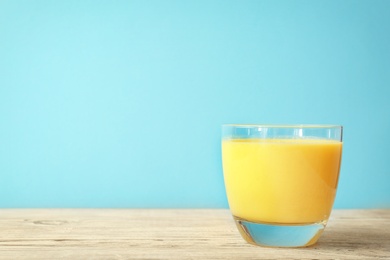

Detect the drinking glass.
[{"left": 222, "top": 124, "right": 343, "bottom": 247}]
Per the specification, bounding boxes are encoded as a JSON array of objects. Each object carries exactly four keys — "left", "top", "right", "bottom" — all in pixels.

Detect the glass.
[{"left": 221, "top": 124, "right": 343, "bottom": 247}]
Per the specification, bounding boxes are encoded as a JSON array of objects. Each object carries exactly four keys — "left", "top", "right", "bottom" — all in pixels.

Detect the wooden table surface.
[{"left": 0, "top": 209, "right": 389, "bottom": 259}]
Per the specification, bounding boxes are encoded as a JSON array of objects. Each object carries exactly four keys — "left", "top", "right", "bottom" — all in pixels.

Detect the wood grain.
[{"left": 0, "top": 209, "right": 389, "bottom": 259}]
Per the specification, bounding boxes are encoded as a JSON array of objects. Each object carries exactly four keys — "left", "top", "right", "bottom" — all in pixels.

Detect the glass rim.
[{"left": 222, "top": 124, "right": 342, "bottom": 129}]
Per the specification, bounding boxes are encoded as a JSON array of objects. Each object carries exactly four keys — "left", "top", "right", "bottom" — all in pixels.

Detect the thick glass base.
[{"left": 234, "top": 216, "right": 327, "bottom": 248}]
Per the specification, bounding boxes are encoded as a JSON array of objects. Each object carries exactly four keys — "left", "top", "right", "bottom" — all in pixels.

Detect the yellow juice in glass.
[{"left": 222, "top": 138, "right": 342, "bottom": 225}]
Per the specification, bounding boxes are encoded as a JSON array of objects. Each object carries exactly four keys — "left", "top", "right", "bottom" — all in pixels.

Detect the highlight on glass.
[{"left": 222, "top": 124, "right": 343, "bottom": 247}]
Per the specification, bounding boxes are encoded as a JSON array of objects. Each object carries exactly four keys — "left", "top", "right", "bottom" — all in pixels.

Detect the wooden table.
[{"left": 0, "top": 209, "right": 389, "bottom": 259}]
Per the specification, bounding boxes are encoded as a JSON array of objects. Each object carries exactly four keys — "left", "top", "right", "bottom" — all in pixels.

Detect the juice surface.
[{"left": 222, "top": 139, "right": 342, "bottom": 224}]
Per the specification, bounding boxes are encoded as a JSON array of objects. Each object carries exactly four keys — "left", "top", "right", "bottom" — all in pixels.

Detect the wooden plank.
[{"left": 0, "top": 209, "right": 389, "bottom": 259}]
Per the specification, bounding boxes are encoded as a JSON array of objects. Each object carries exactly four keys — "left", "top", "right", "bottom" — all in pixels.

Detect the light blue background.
[{"left": 1, "top": 0, "right": 389, "bottom": 208}]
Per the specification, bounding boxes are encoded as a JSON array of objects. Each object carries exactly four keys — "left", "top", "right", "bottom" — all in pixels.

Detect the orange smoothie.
[{"left": 222, "top": 139, "right": 342, "bottom": 224}]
